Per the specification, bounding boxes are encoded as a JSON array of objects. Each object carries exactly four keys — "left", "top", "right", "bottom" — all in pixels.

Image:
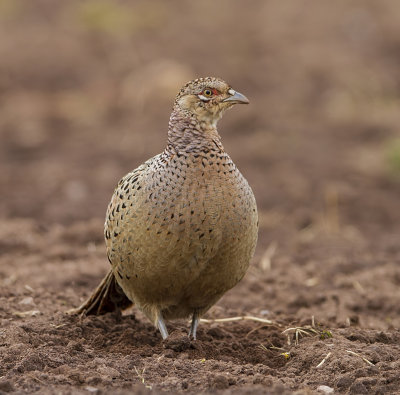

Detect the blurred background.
[{"left": 1, "top": 0, "right": 400, "bottom": 305}]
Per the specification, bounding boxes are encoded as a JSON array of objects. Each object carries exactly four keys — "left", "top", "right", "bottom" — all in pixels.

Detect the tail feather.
[{"left": 67, "top": 270, "right": 132, "bottom": 315}]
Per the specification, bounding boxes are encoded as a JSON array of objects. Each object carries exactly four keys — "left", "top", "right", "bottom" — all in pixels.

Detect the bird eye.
[{"left": 203, "top": 89, "right": 213, "bottom": 97}]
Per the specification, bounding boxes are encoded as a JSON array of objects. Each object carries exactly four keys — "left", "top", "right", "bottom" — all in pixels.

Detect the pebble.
[
  {"left": 317, "top": 385, "right": 334, "bottom": 393},
  {"left": 85, "top": 386, "right": 99, "bottom": 393},
  {"left": 19, "top": 297, "right": 34, "bottom": 305}
]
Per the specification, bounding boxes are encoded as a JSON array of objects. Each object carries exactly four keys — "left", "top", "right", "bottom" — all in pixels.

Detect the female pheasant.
[{"left": 70, "top": 77, "right": 258, "bottom": 340}]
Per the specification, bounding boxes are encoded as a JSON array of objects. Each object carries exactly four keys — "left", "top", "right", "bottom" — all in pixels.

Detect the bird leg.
[
  {"left": 189, "top": 311, "right": 199, "bottom": 340},
  {"left": 156, "top": 313, "right": 169, "bottom": 340}
]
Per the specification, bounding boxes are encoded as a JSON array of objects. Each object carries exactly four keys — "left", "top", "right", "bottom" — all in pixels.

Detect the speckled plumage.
[{"left": 70, "top": 77, "right": 258, "bottom": 339}]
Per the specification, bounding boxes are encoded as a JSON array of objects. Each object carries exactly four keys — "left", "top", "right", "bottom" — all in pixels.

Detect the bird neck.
[{"left": 166, "top": 109, "right": 224, "bottom": 154}]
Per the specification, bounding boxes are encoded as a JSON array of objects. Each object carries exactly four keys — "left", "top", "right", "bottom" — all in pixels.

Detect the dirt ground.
[{"left": 1, "top": 1, "right": 400, "bottom": 394}]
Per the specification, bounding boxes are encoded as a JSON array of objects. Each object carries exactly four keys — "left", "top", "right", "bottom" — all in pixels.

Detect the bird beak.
[{"left": 223, "top": 89, "right": 249, "bottom": 104}]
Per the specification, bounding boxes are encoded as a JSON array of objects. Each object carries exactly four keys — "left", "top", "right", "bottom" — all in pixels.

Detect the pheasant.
[{"left": 69, "top": 77, "right": 258, "bottom": 340}]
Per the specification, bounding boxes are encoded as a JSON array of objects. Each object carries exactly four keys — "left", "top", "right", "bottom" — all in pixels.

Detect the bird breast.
[{"left": 104, "top": 150, "right": 258, "bottom": 304}]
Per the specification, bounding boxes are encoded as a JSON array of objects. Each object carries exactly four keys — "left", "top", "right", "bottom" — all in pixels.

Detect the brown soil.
[{"left": 1, "top": 1, "right": 400, "bottom": 394}]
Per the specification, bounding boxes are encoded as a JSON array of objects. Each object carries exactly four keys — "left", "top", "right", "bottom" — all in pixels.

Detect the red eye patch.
[{"left": 201, "top": 88, "right": 220, "bottom": 96}]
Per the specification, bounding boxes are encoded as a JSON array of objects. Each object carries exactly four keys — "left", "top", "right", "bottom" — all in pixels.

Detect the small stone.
[
  {"left": 317, "top": 385, "right": 334, "bottom": 393},
  {"left": 19, "top": 297, "right": 34, "bottom": 305},
  {"left": 85, "top": 386, "right": 99, "bottom": 393}
]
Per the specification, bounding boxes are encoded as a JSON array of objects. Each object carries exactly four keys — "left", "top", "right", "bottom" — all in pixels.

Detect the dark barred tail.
[{"left": 67, "top": 270, "right": 132, "bottom": 315}]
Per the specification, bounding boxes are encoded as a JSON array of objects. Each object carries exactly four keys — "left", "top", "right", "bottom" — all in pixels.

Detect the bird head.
[{"left": 174, "top": 77, "right": 249, "bottom": 126}]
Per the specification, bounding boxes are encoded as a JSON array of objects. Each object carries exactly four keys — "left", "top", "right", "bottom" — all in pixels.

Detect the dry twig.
[
  {"left": 200, "top": 315, "right": 275, "bottom": 325},
  {"left": 345, "top": 350, "right": 374, "bottom": 366},
  {"left": 316, "top": 352, "right": 332, "bottom": 368}
]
